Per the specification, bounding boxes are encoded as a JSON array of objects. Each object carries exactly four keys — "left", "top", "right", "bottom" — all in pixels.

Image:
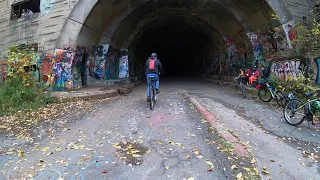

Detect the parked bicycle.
[
  {"left": 235, "top": 76, "right": 247, "bottom": 98},
  {"left": 148, "top": 75, "right": 158, "bottom": 110},
  {"left": 284, "top": 91, "right": 320, "bottom": 126},
  {"left": 256, "top": 80, "right": 287, "bottom": 107}
]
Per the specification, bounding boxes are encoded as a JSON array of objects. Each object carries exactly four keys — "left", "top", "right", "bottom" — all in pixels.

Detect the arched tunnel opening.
[{"left": 130, "top": 17, "right": 215, "bottom": 77}]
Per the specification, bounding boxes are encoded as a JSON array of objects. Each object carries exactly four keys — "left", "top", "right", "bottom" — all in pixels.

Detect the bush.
[{"left": 0, "top": 75, "right": 53, "bottom": 116}]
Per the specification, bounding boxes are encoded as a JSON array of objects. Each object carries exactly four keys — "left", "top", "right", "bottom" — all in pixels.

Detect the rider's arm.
[{"left": 158, "top": 60, "right": 163, "bottom": 74}]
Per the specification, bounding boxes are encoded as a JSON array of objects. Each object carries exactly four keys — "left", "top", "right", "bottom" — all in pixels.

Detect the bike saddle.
[{"left": 305, "top": 91, "right": 317, "bottom": 98}]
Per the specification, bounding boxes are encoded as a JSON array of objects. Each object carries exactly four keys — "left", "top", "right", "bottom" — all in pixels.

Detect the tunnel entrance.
[{"left": 130, "top": 17, "right": 215, "bottom": 77}]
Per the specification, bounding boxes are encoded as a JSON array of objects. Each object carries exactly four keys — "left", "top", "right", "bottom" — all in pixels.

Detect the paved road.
[{"left": 0, "top": 78, "right": 319, "bottom": 179}]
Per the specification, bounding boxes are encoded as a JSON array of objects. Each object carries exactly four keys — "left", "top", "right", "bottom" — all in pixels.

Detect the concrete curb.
[
  {"left": 53, "top": 90, "right": 119, "bottom": 103},
  {"left": 53, "top": 80, "right": 144, "bottom": 103},
  {"left": 183, "top": 92, "right": 249, "bottom": 158}
]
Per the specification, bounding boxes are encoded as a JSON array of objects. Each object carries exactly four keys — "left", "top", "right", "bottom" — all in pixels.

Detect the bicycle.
[
  {"left": 148, "top": 75, "right": 158, "bottom": 110},
  {"left": 256, "top": 80, "right": 287, "bottom": 107},
  {"left": 235, "top": 76, "right": 247, "bottom": 98},
  {"left": 284, "top": 91, "right": 320, "bottom": 126}
]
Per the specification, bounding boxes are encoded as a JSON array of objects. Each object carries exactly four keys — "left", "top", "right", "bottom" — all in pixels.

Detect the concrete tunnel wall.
[
  {"left": 60, "top": 0, "right": 283, "bottom": 79},
  {"left": 2, "top": 0, "right": 314, "bottom": 90}
]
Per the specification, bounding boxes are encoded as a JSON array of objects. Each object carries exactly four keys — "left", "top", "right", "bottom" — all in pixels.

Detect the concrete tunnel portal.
[{"left": 58, "top": 0, "right": 284, "bottom": 80}]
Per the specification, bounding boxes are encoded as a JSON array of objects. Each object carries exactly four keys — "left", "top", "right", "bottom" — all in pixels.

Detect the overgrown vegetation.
[{"left": 0, "top": 44, "right": 53, "bottom": 117}]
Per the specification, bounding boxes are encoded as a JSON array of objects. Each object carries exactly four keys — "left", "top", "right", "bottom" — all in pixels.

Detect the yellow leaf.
[
  {"left": 206, "top": 160, "right": 213, "bottom": 166},
  {"left": 253, "top": 168, "right": 259, "bottom": 175},
  {"left": 157, "top": 141, "right": 163, "bottom": 145},
  {"left": 196, "top": 155, "right": 204, "bottom": 159},
  {"left": 188, "top": 178, "right": 194, "bottom": 180},
  {"left": 41, "top": 147, "right": 49, "bottom": 152},
  {"left": 243, "top": 167, "right": 251, "bottom": 172},
  {"left": 165, "top": 166, "right": 169, "bottom": 170},
  {"left": 227, "top": 157, "right": 232, "bottom": 160},
  {"left": 55, "top": 148, "right": 62, "bottom": 152},
  {"left": 262, "top": 170, "right": 270, "bottom": 174},
  {"left": 231, "top": 165, "right": 237, "bottom": 170},
  {"left": 112, "top": 142, "right": 119, "bottom": 147},
  {"left": 236, "top": 172, "right": 242, "bottom": 179},
  {"left": 251, "top": 158, "right": 256, "bottom": 164}
]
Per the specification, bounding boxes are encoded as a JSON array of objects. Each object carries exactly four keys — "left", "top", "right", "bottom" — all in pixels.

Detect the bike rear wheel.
[
  {"left": 149, "top": 86, "right": 154, "bottom": 110},
  {"left": 275, "top": 91, "right": 286, "bottom": 107},
  {"left": 283, "top": 99, "right": 306, "bottom": 126},
  {"left": 258, "top": 88, "right": 272, "bottom": 102}
]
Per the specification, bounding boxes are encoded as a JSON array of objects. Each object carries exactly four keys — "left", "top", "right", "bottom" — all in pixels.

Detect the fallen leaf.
[
  {"left": 196, "top": 155, "right": 204, "bottom": 159},
  {"left": 231, "top": 165, "right": 238, "bottom": 170},
  {"left": 243, "top": 167, "right": 251, "bottom": 172},
  {"left": 236, "top": 172, "right": 242, "bottom": 179},
  {"left": 186, "top": 154, "right": 191, "bottom": 159},
  {"left": 253, "top": 168, "right": 259, "bottom": 175},
  {"left": 208, "top": 166, "right": 215, "bottom": 171},
  {"left": 269, "top": 160, "right": 276, "bottom": 162},
  {"left": 206, "top": 160, "right": 214, "bottom": 166},
  {"left": 157, "top": 141, "right": 163, "bottom": 145},
  {"left": 227, "top": 157, "right": 232, "bottom": 160},
  {"left": 188, "top": 178, "right": 194, "bottom": 180},
  {"left": 41, "top": 147, "right": 49, "bottom": 152},
  {"left": 262, "top": 170, "right": 270, "bottom": 174},
  {"left": 101, "top": 169, "right": 108, "bottom": 174},
  {"left": 165, "top": 166, "right": 169, "bottom": 170}
]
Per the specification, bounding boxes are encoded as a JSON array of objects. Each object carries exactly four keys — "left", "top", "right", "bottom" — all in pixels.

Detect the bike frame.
[
  {"left": 295, "top": 98, "right": 319, "bottom": 114},
  {"left": 265, "top": 83, "right": 277, "bottom": 99}
]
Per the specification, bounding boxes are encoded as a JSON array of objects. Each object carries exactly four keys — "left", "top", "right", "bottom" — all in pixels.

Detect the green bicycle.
[{"left": 284, "top": 91, "right": 320, "bottom": 126}]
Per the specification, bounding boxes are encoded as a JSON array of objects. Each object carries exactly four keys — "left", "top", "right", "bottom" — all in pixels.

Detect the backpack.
[{"left": 148, "top": 58, "right": 156, "bottom": 70}]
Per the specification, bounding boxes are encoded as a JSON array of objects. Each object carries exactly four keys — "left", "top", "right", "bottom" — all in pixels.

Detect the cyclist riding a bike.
[{"left": 145, "top": 53, "right": 163, "bottom": 102}]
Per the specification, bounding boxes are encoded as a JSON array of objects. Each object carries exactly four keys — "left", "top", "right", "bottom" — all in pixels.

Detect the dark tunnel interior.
[{"left": 131, "top": 17, "right": 215, "bottom": 77}]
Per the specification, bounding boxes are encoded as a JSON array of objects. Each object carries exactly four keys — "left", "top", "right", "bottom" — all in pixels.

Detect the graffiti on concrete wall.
[
  {"left": 52, "top": 49, "right": 75, "bottom": 91},
  {"left": 93, "top": 45, "right": 109, "bottom": 80},
  {"left": 270, "top": 57, "right": 305, "bottom": 82},
  {"left": 41, "top": 0, "right": 55, "bottom": 15},
  {"left": 314, "top": 58, "right": 320, "bottom": 85},
  {"left": 39, "top": 53, "right": 54, "bottom": 88},
  {"left": 105, "top": 46, "right": 119, "bottom": 79},
  {"left": 224, "top": 37, "right": 237, "bottom": 60},
  {"left": 282, "top": 20, "right": 298, "bottom": 49},
  {"left": 118, "top": 50, "right": 129, "bottom": 78},
  {"left": 128, "top": 50, "right": 134, "bottom": 77}
]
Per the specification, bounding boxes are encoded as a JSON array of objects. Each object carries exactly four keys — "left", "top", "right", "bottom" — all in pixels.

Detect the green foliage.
[
  {"left": 0, "top": 76, "right": 53, "bottom": 116},
  {"left": 267, "top": 75, "right": 278, "bottom": 87}
]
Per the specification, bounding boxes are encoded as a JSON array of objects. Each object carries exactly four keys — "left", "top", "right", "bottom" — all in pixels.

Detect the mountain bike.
[
  {"left": 257, "top": 81, "right": 287, "bottom": 107},
  {"left": 284, "top": 91, "right": 320, "bottom": 126},
  {"left": 148, "top": 75, "right": 158, "bottom": 110},
  {"left": 235, "top": 76, "right": 247, "bottom": 98}
]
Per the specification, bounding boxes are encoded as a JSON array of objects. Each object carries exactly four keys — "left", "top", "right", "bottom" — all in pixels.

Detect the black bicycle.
[
  {"left": 235, "top": 76, "right": 247, "bottom": 98},
  {"left": 148, "top": 75, "right": 158, "bottom": 110}
]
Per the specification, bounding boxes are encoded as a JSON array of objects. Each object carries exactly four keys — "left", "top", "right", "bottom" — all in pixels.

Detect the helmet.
[
  {"left": 312, "top": 100, "right": 320, "bottom": 113},
  {"left": 151, "top": 53, "right": 157, "bottom": 58}
]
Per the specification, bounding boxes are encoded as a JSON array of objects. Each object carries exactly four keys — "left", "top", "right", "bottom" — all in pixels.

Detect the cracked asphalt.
[{"left": 0, "top": 78, "right": 319, "bottom": 180}]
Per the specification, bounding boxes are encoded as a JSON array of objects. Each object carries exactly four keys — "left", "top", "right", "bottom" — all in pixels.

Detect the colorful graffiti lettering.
[
  {"left": 118, "top": 50, "right": 129, "bottom": 78},
  {"left": 270, "top": 58, "right": 304, "bottom": 82},
  {"left": 40, "top": 0, "right": 55, "bottom": 15}
]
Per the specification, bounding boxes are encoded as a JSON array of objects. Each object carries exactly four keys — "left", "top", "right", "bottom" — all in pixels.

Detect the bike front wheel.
[
  {"left": 283, "top": 99, "right": 306, "bottom": 126},
  {"left": 241, "top": 82, "right": 246, "bottom": 98},
  {"left": 258, "top": 88, "right": 272, "bottom": 102},
  {"left": 275, "top": 91, "right": 286, "bottom": 107}
]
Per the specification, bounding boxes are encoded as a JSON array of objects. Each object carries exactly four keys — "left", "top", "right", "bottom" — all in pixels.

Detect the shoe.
[
  {"left": 156, "top": 89, "right": 160, "bottom": 94},
  {"left": 147, "top": 97, "right": 151, "bottom": 102}
]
